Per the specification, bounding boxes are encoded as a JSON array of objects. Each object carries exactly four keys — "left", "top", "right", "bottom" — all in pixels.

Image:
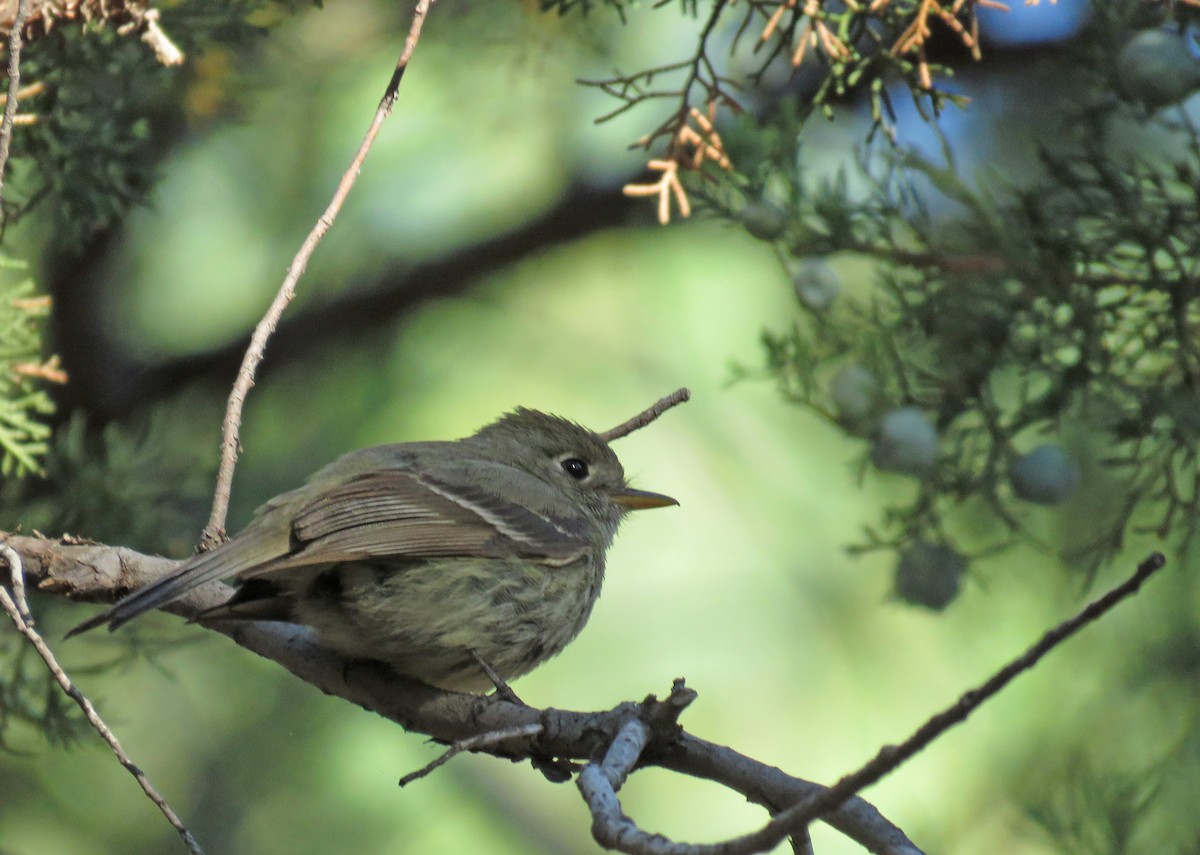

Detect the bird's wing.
[
  {"left": 69, "top": 467, "right": 588, "bottom": 635},
  {"left": 245, "top": 470, "right": 589, "bottom": 574}
]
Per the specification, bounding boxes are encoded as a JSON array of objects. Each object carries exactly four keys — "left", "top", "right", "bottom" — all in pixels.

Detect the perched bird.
[{"left": 69, "top": 409, "right": 676, "bottom": 691}]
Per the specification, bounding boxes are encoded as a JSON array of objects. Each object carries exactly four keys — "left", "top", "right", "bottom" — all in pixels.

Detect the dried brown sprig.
[
  {"left": 0, "top": 0, "right": 182, "bottom": 66},
  {"left": 623, "top": 158, "right": 691, "bottom": 225},
  {"left": 890, "top": 0, "right": 1007, "bottom": 87},
  {"left": 611, "top": 0, "right": 1027, "bottom": 224},
  {"left": 623, "top": 104, "right": 734, "bottom": 224},
  {"left": 760, "top": 0, "right": 853, "bottom": 67},
  {"left": 10, "top": 354, "right": 67, "bottom": 384}
]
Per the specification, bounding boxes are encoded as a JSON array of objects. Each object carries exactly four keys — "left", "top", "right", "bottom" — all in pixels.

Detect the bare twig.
[
  {"left": 0, "top": 0, "right": 31, "bottom": 203},
  {"left": 579, "top": 716, "right": 822, "bottom": 855},
  {"left": 0, "top": 545, "right": 204, "bottom": 855},
  {"left": 3, "top": 543, "right": 32, "bottom": 624},
  {"left": 602, "top": 1, "right": 740, "bottom": 225},
  {"left": 200, "top": 0, "right": 436, "bottom": 548},
  {"left": 399, "top": 722, "right": 544, "bottom": 787},
  {"left": 576, "top": 551, "right": 1166, "bottom": 855},
  {"left": 673, "top": 550, "right": 1168, "bottom": 854},
  {"left": 601, "top": 388, "right": 691, "bottom": 442},
  {"left": 580, "top": 0, "right": 740, "bottom": 150}
]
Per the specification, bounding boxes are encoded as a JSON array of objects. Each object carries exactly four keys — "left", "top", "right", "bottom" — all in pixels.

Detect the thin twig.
[
  {"left": 398, "top": 723, "right": 544, "bottom": 787},
  {"left": 0, "top": 0, "right": 32, "bottom": 204},
  {"left": 0, "top": 546, "right": 204, "bottom": 855},
  {"left": 5, "top": 543, "right": 33, "bottom": 624},
  {"left": 578, "top": 551, "right": 1166, "bottom": 855},
  {"left": 601, "top": 388, "right": 691, "bottom": 442},
  {"left": 200, "top": 0, "right": 436, "bottom": 548},
  {"left": 666, "top": 731, "right": 916, "bottom": 855},
  {"left": 695, "top": 551, "right": 1169, "bottom": 854}
]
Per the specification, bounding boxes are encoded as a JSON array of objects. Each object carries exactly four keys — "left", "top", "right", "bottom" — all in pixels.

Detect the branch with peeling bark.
[
  {"left": 5, "top": 532, "right": 926, "bottom": 855},
  {"left": 3, "top": 531, "right": 1168, "bottom": 855}
]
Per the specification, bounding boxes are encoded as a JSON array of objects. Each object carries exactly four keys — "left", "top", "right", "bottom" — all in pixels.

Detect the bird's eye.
[{"left": 560, "top": 458, "right": 589, "bottom": 480}]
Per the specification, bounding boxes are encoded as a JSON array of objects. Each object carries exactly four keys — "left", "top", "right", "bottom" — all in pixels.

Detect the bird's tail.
[{"left": 65, "top": 532, "right": 277, "bottom": 638}]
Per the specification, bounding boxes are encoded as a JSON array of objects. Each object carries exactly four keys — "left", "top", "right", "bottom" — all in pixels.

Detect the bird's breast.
[{"left": 290, "top": 552, "right": 605, "bottom": 691}]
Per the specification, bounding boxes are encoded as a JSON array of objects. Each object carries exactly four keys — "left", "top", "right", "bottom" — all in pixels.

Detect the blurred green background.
[{"left": 3, "top": 2, "right": 1197, "bottom": 854}]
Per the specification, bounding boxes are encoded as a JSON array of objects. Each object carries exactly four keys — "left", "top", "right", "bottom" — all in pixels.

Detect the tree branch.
[
  {"left": 201, "top": 0, "right": 436, "bottom": 548},
  {"left": 0, "top": 544, "right": 203, "bottom": 855},
  {"left": 601, "top": 388, "right": 690, "bottom": 442},
  {"left": 48, "top": 181, "right": 639, "bottom": 420},
  {"left": 656, "top": 551, "right": 1169, "bottom": 853},
  {"left": 6, "top": 532, "right": 923, "bottom": 855},
  {"left": 7, "top": 531, "right": 1168, "bottom": 853}
]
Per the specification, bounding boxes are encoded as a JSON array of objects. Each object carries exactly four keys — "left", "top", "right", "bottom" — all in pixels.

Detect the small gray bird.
[{"left": 69, "top": 409, "right": 676, "bottom": 691}]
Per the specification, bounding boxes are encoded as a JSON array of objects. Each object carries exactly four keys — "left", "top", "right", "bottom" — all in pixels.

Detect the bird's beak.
[{"left": 612, "top": 488, "right": 678, "bottom": 510}]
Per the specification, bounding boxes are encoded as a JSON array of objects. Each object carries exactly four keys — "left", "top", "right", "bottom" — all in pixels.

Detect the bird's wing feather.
[
  {"left": 244, "top": 471, "right": 587, "bottom": 576},
  {"left": 70, "top": 466, "right": 591, "bottom": 635}
]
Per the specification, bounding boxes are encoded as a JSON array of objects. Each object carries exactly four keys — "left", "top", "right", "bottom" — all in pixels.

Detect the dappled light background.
[{"left": 3, "top": 1, "right": 1192, "bottom": 854}]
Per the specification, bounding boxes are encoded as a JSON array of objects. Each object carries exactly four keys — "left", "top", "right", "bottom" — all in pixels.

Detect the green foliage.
[
  {"left": 1, "top": 408, "right": 215, "bottom": 555},
  {"left": 8, "top": 0, "right": 267, "bottom": 252},
  {"left": 750, "top": 139, "right": 1198, "bottom": 563},
  {"left": 1022, "top": 753, "right": 1164, "bottom": 855},
  {"left": 0, "top": 633, "right": 90, "bottom": 748},
  {"left": 13, "top": 24, "right": 161, "bottom": 251},
  {"left": 0, "top": 405, "right": 215, "bottom": 749},
  {"left": 701, "top": 1, "right": 1200, "bottom": 590},
  {"left": 574, "top": 0, "right": 979, "bottom": 165},
  {"left": 539, "top": 0, "right": 630, "bottom": 19},
  {"left": 736, "top": 0, "right": 975, "bottom": 127},
  {"left": 0, "top": 255, "right": 54, "bottom": 477}
]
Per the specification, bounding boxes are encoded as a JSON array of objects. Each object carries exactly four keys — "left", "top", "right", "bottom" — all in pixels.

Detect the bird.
[{"left": 68, "top": 408, "right": 676, "bottom": 691}]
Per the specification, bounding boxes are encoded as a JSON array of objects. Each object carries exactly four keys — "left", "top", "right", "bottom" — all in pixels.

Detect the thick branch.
[
  {"left": 11, "top": 531, "right": 1165, "bottom": 855},
  {"left": 48, "top": 182, "right": 638, "bottom": 420},
  {"left": 5, "top": 532, "right": 921, "bottom": 855}
]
